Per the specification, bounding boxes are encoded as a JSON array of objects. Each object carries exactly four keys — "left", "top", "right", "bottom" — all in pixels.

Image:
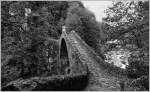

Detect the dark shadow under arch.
[{"left": 59, "top": 38, "right": 70, "bottom": 75}]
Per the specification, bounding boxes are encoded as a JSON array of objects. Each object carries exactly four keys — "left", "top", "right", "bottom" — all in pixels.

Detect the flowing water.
[{"left": 104, "top": 48, "right": 131, "bottom": 69}]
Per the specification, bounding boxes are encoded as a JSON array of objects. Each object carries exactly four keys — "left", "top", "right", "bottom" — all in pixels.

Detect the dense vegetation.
[
  {"left": 1, "top": 1, "right": 149, "bottom": 91},
  {"left": 1, "top": 1, "right": 68, "bottom": 86},
  {"left": 1, "top": 1, "right": 104, "bottom": 86},
  {"left": 102, "top": 1, "right": 149, "bottom": 90}
]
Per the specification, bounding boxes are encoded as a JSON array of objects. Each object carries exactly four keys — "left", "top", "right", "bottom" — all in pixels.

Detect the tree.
[
  {"left": 102, "top": 1, "right": 149, "bottom": 90},
  {"left": 103, "top": 1, "right": 149, "bottom": 48},
  {"left": 65, "top": 2, "right": 106, "bottom": 56},
  {"left": 1, "top": 1, "right": 69, "bottom": 86}
]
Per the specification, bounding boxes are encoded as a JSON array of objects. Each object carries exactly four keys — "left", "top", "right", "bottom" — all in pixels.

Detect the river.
[{"left": 104, "top": 48, "right": 131, "bottom": 69}]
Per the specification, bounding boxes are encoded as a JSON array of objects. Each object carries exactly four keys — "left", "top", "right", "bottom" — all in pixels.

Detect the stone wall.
[{"left": 2, "top": 72, "right": 88, "bottom": 91}]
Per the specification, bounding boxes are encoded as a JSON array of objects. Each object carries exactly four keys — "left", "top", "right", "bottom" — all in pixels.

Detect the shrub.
[{"left": 126, "top": 48, "right": 149, "bottom": 90}]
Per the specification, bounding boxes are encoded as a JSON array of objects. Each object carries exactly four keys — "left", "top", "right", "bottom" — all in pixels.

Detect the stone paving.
[{"left": 68, "top": 31, "right": 127, "bottom": 91}]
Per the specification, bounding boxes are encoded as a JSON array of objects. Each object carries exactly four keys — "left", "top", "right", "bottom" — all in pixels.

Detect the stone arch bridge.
[
  {"left": 56, "top": 27, "right": 128, "bottom": 90},
  {"left": 2, "top": 27, "right": 131, "bottom": 91}
]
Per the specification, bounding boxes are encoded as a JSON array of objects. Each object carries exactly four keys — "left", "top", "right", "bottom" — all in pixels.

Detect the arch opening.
[{"left": 59, "top": 38, "right": 70, "bottom": 75}]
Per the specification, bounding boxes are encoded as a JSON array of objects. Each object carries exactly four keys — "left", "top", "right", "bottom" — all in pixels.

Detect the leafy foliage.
[
  {"left": 103, "top": 1, "right": 149, "bottom": 48},
  {"left": 126, "top": 48, "right": 149, "bottom": 90},
  {"left": 1, "top": 1, "right": 69, "bottom": 86},
  {"left": 1, "top": 1, "right": 149, "bottom": 91},
  {"left": 65, "top": 2, "right": 106, "bottom": 56},
  {"left": 102, "top": 1, "right": 149, "bottom": 90}
]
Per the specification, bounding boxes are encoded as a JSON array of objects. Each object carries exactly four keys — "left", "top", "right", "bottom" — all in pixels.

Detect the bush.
[
  {"left": 126, "top": 48, "right": 149, "bottom": 90},
  {"left": 131, "top": 75, "right": 149, "bottom": 90}
]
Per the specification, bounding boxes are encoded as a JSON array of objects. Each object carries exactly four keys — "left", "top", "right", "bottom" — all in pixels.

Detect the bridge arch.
[{"left": 58, "top": 35, "right": 72, "bottom": 75}]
